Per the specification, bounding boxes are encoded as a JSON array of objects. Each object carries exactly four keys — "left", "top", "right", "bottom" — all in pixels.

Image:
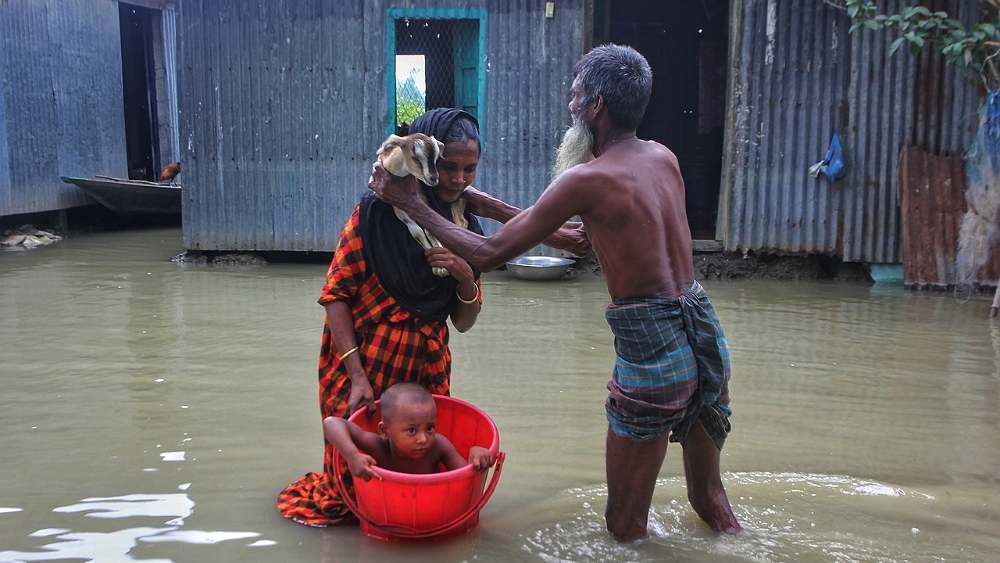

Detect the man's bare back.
[{"left": 570, "top": 138, "right": 694, "bottom": 299}]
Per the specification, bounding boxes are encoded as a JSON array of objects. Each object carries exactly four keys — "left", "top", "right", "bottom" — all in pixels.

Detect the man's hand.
[
  {"left": 347, "top": 375, "right": 375, "bottom": 416},
  {"left": 347, "top": 452, "right": 382, "bottom": 481},
  {"left": 368, "top": 161, "right": 422, "bottom": 210},
  {"left": 425, "top": 248, "right": 474, "bottom": 284},
  {"left": 468, "top": 446, "right": 494, "bottom": 471}
]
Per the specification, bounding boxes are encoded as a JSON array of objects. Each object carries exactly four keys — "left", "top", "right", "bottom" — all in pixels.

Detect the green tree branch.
[{"left": 826, "top": 0, "right": 1000, "bottom": 89}]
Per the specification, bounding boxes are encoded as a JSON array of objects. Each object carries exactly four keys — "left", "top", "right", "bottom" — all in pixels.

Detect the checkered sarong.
[{"left": 604, "top": 281, "right": 732, "bottom": 449}]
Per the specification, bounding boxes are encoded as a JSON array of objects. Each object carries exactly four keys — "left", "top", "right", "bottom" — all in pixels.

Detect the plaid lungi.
[{"left": 604, "top": 281, "right": 732, "bottom": 449}]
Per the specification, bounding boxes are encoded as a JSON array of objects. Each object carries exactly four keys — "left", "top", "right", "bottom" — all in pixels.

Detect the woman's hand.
[
  {"left": 435, "top": 246, "right": 480, "bottom": 332},
  {"left": 347, "top": 451, "right": 382, "bottom": 481},
  {"left": 461, "top": 186, "right": 490, "bottom": 217},
  {"left": 425, "top": 248, "right": 474, "bottom": 284},
  {"left": 347, "top": 375, "right": 375, "bottom": 416},
  {"left": 549, "top": 223, "right": 591, "bottom": 256}
]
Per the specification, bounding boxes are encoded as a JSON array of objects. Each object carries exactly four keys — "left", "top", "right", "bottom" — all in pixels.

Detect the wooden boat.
[{"left": 61, "top": 175, "right": 181, "bottom": 217}]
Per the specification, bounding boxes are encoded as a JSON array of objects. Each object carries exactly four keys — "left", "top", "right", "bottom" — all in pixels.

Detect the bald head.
[{"left": 381, "top": 383, "right": 436, "bottom": 424}]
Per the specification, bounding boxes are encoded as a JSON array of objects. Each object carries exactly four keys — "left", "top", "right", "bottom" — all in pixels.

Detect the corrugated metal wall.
[
  {"left": 0, "top": 0, "right": 128, "bottom": 217},
  {"left": 720, "top": 0, "right": 978, "bottom": 262},
  {"left": 162, "top": 6, "right": 181, "bottom": 164},
  {"left": 899, "top": 146, "right": 1000, "bottom": 286},
  {"left": 178, "top": 0, "right": 584, "bottom": 251}
]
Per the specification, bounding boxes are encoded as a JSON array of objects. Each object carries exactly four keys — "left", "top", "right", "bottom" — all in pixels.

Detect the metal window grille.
[{"left": 394, "top": 18, "right": 479, "bottom": 135}]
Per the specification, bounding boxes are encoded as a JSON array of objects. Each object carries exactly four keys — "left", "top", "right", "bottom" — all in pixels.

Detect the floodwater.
[{"left": 1, "top": 227, "right": 998, "bottom": 563}]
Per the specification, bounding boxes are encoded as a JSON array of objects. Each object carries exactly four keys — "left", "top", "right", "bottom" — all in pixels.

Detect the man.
[{"left": 370, "top": 44, "right": 741, "bottom": 541}]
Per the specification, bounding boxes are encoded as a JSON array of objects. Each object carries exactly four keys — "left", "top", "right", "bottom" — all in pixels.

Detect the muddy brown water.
[{"left": 1, "top": 228, "right": 997, "bottom": 562}]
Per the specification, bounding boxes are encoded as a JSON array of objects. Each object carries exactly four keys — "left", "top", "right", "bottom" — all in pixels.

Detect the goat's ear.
[
  {"left": 412, "top": 138, "right": 424, "bottom": 157},
  {"left": 434, "top": 138, "right": 445, "bottom": 155}
]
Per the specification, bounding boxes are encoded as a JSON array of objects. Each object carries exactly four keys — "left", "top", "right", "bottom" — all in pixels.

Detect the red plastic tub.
[{"left": 333, "top": 395, "right": 505, "bottom": 541}]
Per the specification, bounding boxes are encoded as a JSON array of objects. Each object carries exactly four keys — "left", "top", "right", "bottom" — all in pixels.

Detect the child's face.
[{"left": 380, "top": 401, "right": 437, "bottom": 460}]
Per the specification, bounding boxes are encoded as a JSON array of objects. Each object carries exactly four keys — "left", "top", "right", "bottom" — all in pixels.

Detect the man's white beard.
[{"left": 552, "top": 119, "right": 595, "bottom": 180}]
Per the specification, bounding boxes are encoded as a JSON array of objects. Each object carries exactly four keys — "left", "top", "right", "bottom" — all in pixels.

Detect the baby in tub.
[{"left": 324, "top": 382, "right": 494, "bottom": 481}]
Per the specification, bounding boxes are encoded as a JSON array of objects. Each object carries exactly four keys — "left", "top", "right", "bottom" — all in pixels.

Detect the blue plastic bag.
[{"left": 809, "top": 132, "right": 845, "bottom": 182}]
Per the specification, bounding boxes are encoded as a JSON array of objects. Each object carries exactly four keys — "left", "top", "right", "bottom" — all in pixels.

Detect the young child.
[{"left": 324, "top": 383, "right": 494, "bottom": 481}]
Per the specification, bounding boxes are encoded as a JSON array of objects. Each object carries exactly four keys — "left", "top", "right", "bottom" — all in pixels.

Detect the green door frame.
[{"left": 385, "top": 7, "right": 488, "bottom": 137}]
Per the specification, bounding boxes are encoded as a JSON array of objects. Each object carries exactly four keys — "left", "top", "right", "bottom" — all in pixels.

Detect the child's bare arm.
[
  {"left": 322, "top": 417, "right": 383, "bottom": 480},
  {"left": 437, "top": 434, "right": 471, "bottom": 471}
]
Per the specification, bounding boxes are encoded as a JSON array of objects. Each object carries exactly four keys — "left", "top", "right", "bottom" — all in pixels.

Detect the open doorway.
[
  {"left": 119, "top": 2, "right": 160, "bottom": 181},
  {"left": 389, "top": 14, "right": 482, "bottom": 136},
  {"left": 594, "top": 0, "right": 729, "bottom": 239}
]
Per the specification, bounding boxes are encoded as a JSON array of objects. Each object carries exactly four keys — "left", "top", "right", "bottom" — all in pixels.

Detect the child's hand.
[
  {"left": 347, "top": 452, "right": 382, "bottom": 481},
  {"left": 468, "top": 446, "right": 494, "bottom": 471}
]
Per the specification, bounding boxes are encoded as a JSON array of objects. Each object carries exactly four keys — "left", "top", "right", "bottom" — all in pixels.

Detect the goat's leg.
[
  {"left": 422, "top": 231, "right": 449, "bottom": 277},
  {"left": 394, "top": 207, "right": 448, "bottom": 277},
  {"left": 394, "top": 207, "right": 432, "bottom": 248},
  {"left": 425, "top": 231, "right": 443, "bottom": 248},
  {"left": 451, "top": 198, "right": 469, "bottom": 230}
]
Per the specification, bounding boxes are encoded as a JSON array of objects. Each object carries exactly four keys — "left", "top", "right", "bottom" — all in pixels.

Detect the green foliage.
[
  {"left": 396, "top": 75, "right": 425, "bottom": 127},
  {"left": 396, "top": 98, "right": 425, "bottom": 128},
  {"left": 834, "top": 0, "right": 1000, "bottom": 87}
]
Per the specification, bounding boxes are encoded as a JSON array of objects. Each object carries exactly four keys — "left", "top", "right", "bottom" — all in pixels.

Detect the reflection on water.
[
  {"left": 53, "top": 493, "right": 194, "bottom": 521},
  {"left": 0, "top": 486, "right": 271, "bottom": 562},
  {"left": 139, "top": 531, "right": 260, "bottom": 545},
  {"left": 1, "top": 228, "right": 999, "bottom": 562},
  {"left": 2, "top": 528, "right": 175, "bottom": 563},
  {"left": 27, "top": 531, "right": 70, "bottom": 538}
]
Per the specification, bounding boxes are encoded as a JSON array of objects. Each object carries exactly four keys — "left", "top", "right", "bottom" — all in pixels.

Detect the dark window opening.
[
  {"left": 119, "top": 3, "right": 160, "bottom": 181},
  {"left": 594, "top": 0, "right": 729, "bottom": 239},
  {"left": 394, "top": 18, "right": 479, "bottom": 136}
]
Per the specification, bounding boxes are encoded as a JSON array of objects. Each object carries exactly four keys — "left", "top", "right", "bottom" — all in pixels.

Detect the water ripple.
[{"left": 520, "top": 472, "right": 955, "bottom": 563}]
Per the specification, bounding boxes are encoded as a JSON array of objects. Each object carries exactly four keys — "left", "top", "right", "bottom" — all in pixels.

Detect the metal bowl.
[{"left": 505, "top": 256, "right": 575, "bottom": 281}]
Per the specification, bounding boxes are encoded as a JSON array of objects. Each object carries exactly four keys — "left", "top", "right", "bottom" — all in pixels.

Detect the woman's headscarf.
[{"left": 358, "top": 108, "right": 484, "bottom": 322}]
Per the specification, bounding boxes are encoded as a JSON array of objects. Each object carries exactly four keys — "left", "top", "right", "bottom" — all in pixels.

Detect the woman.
[{"left": 276, "top": 108, "right": 488, "bottom": 527}]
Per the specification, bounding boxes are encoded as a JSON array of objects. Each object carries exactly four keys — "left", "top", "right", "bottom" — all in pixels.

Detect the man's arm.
[
  {"left": 465, "top": 187, "right": 590, "bottom": 256},
  {"left": 370, "top": 163, "right": 589, "bottom": 271}
]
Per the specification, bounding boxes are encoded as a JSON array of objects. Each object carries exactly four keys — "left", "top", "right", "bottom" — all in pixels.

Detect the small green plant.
[
  {"left": 396, "top": 98, "right": 424, "bottom": 128},
  {"left": 396, "top": 75, "right": 425, "bottom": 128},
  {"left": 825, "top": 0, "right": 1000, "bottom": 88}
]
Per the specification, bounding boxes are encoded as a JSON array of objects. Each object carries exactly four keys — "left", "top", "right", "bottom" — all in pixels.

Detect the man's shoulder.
[
  {"left": 560, "top": 160, "right": 608, "bottom": 183},
  {"left": 641, "top": 139, "right": 679, "bottom": 165},
  {"left": 550, "top": 163, "right": 616, "bottom": 203},
  {"left": 577, "top": 141, "right": 676, "bottom": 176}
]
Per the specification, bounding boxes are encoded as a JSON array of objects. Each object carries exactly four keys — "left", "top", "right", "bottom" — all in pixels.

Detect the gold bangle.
[
  {"left": 456, "top": 284, "right": 479, "bottom": 304},
  {"left": 338, "top": 346, "right": 359, "bottom": 362}
]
